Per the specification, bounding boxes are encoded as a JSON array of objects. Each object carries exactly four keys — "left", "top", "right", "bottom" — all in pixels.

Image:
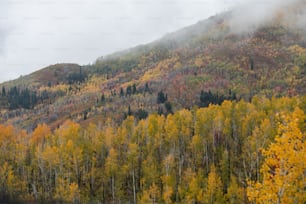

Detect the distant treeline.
[
  {"left": 0, "top": 86, "right": 58, "bottom": 110},
  {"left": 0, "top": 86, "right": 38, "bottom": 110}
]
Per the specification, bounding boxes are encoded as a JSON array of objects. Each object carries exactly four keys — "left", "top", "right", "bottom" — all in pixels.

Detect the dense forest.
[
  {"left": 0, "top": 2, "right": 306, "bottom": 203},
  {"left": 0, "top": 96, "right": 304, "bottom": 203}
]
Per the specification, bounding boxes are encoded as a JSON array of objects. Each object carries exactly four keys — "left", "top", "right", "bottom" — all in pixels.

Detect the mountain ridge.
[{"left": 0, "top": 1, "right": 305, "bottom": 130}]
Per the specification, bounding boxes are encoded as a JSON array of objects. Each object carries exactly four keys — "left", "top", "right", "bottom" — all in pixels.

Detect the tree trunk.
[
  {"left": 132, "top": 167, "right": 137, "bottom": 204},
  {"left": 112, "top": 175, "right": 115, "bottom": 204}
]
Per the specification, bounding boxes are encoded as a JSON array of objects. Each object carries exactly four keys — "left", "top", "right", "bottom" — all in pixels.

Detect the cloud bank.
[{"left": 228, "top": 0, "right": 306, "bottom": 34}]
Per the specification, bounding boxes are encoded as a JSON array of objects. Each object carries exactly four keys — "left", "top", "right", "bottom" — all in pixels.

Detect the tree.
[
  {"left": 226, "top": 175, "right": 244, "bottom": 204},
  {"left": 179, "top": 168, "right": 205, "bottom": 203},
  {"left": 30, "top": 123, "right": 51, "bottom": 148},
  {"left": 126, "top": 85, "right": 132, "bottom": 96},
  {"left": 101, "top": 94, "right": 106, "bottom": 103},
  {"left": 83, "top": 111, "right": 88, "bottom": 120},
  {"left": 132, "top": 84, "right": 137, "bottom": 94},
  {"left": 249, "top": 57, "right": 254, "bottom": 70},
  {"left": 247, "top": 108, "right": 306, "bottom": 204},
  {"left": 120, "top": 88, "right": 124, "bottom": 97},
  {"left": 157, "top": 91, "right": 167, "bottom": 104},
  {"left": 204, "top": 165, "right": 224, "bottom": 204},
  {"left": 54, "top": 178, "right": 80, "bottom": 204},
  {"left": 144, "top": 82, "right": 150, "bottom": 93},
  {"left": 68, "top": 66, "right": 86, "bottom": 84},
  {"left": 128, "top": 105, "right": 132, "bottom": 116},
  {"left": 127, "top": 143, "right": 138, "bottom": 204},
  {"left": 0, "top": 162, "right": 19, "bottom": 201},
  {"left": 105, "top": 148, "right": 119, "bottom": 203},
  {"left": 165, "top": 102, "right": 173, "bottom": 114},
  {"left": 1, "top": 86, "right": 6, "bottom": 97},
  {"left": 162, "top": 154, "right": 175, "bottom": 204},
  {"left": 135, "top": 109, "right": 148, "bottom": 120}
]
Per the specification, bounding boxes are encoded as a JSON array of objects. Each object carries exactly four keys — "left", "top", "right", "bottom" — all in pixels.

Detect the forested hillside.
[
  {"left": 0, "top": 96, "right": 305, "bottom": 203},
  {"left": 0, "top": 1, "right": 305, "bottom": 203},
  {"left": 0, "top": 1, "right": 306, "bottom": 130}
]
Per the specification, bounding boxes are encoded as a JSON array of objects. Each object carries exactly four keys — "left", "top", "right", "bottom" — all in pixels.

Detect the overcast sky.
[{"left": 0, "top": 0, "right": 271, "bottom": 82}]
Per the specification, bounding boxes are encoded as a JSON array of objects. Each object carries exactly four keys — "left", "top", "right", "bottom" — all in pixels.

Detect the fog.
[
  {"left": 0, "top": 0, "right": 304, "bottom": 83},
  {"left": 229, "top": 0, "right": 306, "bottom": 34}
]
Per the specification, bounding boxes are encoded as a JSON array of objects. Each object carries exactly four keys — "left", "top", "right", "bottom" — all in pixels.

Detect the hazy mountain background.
[
  {"left": 1, "top": 0, "right": 304, "bottom": 83},
  {"left": 0, "top": 0, "right": 305, "bottom": 130}
]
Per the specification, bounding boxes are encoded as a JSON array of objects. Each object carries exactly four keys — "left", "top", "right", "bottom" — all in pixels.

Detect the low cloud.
[{"left": 228, "top": 0, "right": 306, "bottom": 34}]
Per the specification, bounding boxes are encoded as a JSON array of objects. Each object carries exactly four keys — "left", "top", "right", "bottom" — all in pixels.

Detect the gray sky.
[
  {"left": 0, "top": 0, "right": 246, "bottom": 83},
  {"left": 0, "top": 0, "right": 294, "bottom": 83}
]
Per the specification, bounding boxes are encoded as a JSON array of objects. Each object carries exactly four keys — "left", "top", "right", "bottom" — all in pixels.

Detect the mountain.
[
  {"left": 0, "top": 1, "right": 305, "bottom": 203},
  {"left": 0, "top": 1, "right": 306, "bottom": 131}
]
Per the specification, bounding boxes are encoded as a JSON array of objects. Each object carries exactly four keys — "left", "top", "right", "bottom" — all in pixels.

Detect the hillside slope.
[{"left": 0, "top": 1, "right": 306, "bottom": 130}]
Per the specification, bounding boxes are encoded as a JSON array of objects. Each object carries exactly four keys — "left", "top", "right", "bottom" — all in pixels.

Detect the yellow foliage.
[
  {"left": 205, "top": 165, "right": 224, "bottom": 204},
  {"left": 68, "top": 182, "right": 80, "bottom": 204},
  {"left": 163, "top": 187, "right": 173, "bottom": 204},
  {"left": 31, "top": 123, "right": 51, "bottom": 146},
  {"left": 226, "top": 176, "right": 244, "bottom": 204},
  {"left": 247, "top": 108, "right": 306, "bottom": 204},
  {"left": 54, "top": 178, "right": 80, "bottom": 203}
]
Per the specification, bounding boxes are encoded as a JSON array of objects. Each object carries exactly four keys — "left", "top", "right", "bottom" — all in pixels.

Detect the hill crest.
[{"left": 0, "top": 1, "right": 305, "bottom": 130}]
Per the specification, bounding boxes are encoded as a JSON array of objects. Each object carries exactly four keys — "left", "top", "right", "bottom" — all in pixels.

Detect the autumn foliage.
[{"left": 0, "top": 96, "right": 304, "bottom": 203}]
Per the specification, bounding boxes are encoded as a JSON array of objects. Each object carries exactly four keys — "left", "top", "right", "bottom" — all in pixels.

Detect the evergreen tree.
[
  {"left": 126, "top": 85, "right": 132, "bottom": 96},
  {"left": 157, "top": 91, "right": 167, "bottom": 104},
  {"left": 1, "top": 86, "right": 6, "bottom": 97},
  {"left": 132, "top": 84, "right": 137, "bottom": 94},
  {"left": 128, "top": 105, "right": 132, "bottom": 116},
  {"left": 144, "top": 82, "right": 150, "bottom": 93},
  {"left": 120, "top": 88, "right": 124, "bottom": 97},
  {"left": 101, "top": 94, "right": 106, "bottom": 103},
  {"left": 165, "top": 101, "right": 173, "bottom": 114}
]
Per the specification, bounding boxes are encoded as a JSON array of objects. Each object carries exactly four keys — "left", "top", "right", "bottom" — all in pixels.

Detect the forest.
[
  {"left": 0, "top": 3, "right": 306, "bottom": 203},
  {"left": 0, "top": 96, "right": 304, "bottom": 203}
]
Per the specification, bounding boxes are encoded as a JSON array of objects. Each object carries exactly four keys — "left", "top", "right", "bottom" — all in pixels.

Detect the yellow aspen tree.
[
  {"left": 67, "top": 182, "right": 81, "bottom": 204},
  {"left": 127, "top": 143, "right": 138, "bottom": 204},
  {"left": 179, "top": 168, "right": 205, "bottom": 204},
  {"left": 226, "top": 175, "right": 244, "bottom": 204},
  {"left": 247, "top": 108, "right": 306, "bottom": 204},
  {"left": 0, "top": 162, "right": 19, "bottom": 200},
  {"left": 30, "top": 123, "right": 51, "bottom": 147},
  {"left": 54, "top": 177, "right": 69, "bottom": 202},
  {"left": 140, "top": 183, "right": 160, "bottom": 204},
  {"left": 162, "top": 154, "right": 175, "bottom": 204},
  {"left": 0, "top": 125, "right": 15, "bottom": 163},
  {"left": 105, "top": 148, "right": 119, "bottom": 203},
  {"left": 204, "top": 165, "right": 224, "bottom": 204},
  {"left": 149, "top": 183, "right": 159, "bottom": 204}
]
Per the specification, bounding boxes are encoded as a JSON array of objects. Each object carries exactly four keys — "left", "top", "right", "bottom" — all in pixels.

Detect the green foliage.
[
  {"left": 6, "top": 87, "right": 38, "bottom": 110},
  {"left": 165, "top": 101, "right": 173, "bottom": 114},
  {"left": 1, "top": 86, "right": 6, "bottom": 97},
  {"left": 126, "top": 85, "right": 132, "bottom": 96},
  {"left": 135, "top": 108, "right": 148, "bottom": 120},
  {"left": 200, "top": 90, "right": 235, "bottom": 107},
  {"left": 157, "top": 91, "right": 167, "bottom": 104},
  {"left": 120, "top": 87, "right": 124, "bottom": 97},
  {"left": 67, "top": 69, "right": 86, "bottom": 84}
]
